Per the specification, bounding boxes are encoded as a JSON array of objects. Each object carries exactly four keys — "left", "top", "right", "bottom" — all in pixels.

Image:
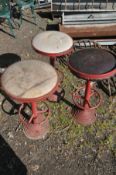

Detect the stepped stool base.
[
  {"left": 72, "top": 83, "right": 102, "bottom": 126},
  {"left": 74, "top": 108, "right": 96, "bottom": 126},
  {"left": 19, "top": 102, "right": 50, "bottom": 140},
  {"left": 23, "top": 114, "right": 49, "bottom": 140}
]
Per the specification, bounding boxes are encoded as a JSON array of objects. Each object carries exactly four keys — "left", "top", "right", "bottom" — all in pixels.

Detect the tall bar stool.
[
  {"left": 1, "top": 60, "right": 58, "bottom": 139},
  {"left": 68, "top": 48, "right": 116, "bottom": 126},
  {"left": 32, "top": 30, "right": 73, "bottom": 101}
]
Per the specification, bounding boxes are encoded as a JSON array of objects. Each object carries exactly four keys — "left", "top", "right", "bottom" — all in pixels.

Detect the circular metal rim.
[
  {"left": 32, "top": 43, "right": 73, "bottom": 57},
  {"left": 68, "top": 48, "right": 116, "bottom": 80},
  {"left": 72, "top": 87, "right": 102, "bottom": 110}
]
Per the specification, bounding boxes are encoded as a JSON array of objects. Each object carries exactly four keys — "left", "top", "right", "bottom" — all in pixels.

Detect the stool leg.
[
  {"left": 23, "top": 101, "right": 49, "bottom": 140},
  {"left": 48, "top": 56, "right": 64, "bottom": 102},
  {"left": 74, "top": 80, "right": 96, "bottom": 126},
  {"left": 50, "top": 57, "right": 55, "bottom": 67},
  {"left": 84, "top": 80, "right": 91, "bottom": 108}
]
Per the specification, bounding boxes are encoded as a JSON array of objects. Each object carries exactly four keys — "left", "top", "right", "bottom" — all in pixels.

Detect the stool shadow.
[
  {"left": 58, "top": 93, "right": 79, "bottom": 117},
  {"left": 0, "top": 53, "right": 21, "bottom": 113},
  {"left": 97, "top": 77, "right": 116, "bottom": 96},
  {"left": 0, "top": 53, "right": 21, "bottom": 70},
  {"left": 0, "top": 135, "right": 27, "bottom": 175},
  {"left": 0, "top": 90, "right": 31, "bottom": 121},
  {"left": 55, "top": 89, "right": 75, "bottom": 108},
  {"left": 0, "top": 90, "right": 20, "bottom": 116},
  {"left": 46, "top": 24, "right": 59, "bottom": 31}
]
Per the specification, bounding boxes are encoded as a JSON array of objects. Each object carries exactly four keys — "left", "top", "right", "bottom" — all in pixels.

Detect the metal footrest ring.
[
  {"left": 16, "top": 102, "right": 51, "bottom": 139},
  {"left": 72, "top": 86, "right": 102, "bottom": 110}
]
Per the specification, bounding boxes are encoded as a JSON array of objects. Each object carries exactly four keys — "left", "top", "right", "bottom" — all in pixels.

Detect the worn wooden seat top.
[
  {"left": 1, "top": 60, "right": 58, "bottom": 99},
  {"left": 32, "top": 31, "right": 73, "bottom": 55}
]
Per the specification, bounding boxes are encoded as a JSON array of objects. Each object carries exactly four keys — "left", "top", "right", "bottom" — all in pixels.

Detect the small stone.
[
  {"left": 26, "top": 53, "right": 30, "bottom": 57},
  {"left": 80, "top": 138, "right": 84, "bottom": 142},
  {"left": 92, "top": 148, "right": 97, "bottom": 152},
  {"left": 7, "top": 132, "right": 14, "bottom": 139},
  {"left": 31, "top": 165, "right": 39, "bottom": 171}
]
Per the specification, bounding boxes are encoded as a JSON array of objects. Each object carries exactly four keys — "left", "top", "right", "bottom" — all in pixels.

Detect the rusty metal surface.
[
  {"left": 59, "top": 24, "right": 116, "bottom": 38},
  {"left": 69, "top": 48, "right": 116, "bottom": 74}
]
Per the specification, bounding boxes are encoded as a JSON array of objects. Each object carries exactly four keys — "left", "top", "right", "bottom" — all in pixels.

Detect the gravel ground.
[{"left": 0, "top": 8, "right": 116, "bottom": 175}]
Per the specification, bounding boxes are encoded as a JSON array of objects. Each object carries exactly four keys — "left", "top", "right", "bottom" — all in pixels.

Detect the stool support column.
[
  {"left": 74, "top": 80, "right": 96, "bottom": 126},
  {"left": 23, "top": 101, "right": 50, "bottom": 140},
  {"left": 84, "top": 80, "right": 91, "bottom": 108},
  {"left": 31, "top": 101, "right": 38, "bottom": 118},
  {"left": 49, "top": 56, "right": 64, "bottom": 102},
  {"left": 50, "top": 57, "right": 56, "bottom": 67}
]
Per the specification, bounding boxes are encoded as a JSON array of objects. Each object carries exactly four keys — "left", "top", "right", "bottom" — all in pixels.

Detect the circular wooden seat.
[
  {"left": 69, "top": 48, "right": 116, "bottom": 80},
  {"left": 32, "top": 31, "right": 73, "bottom": 56},
  {"left": 1, "top": 60, "right": 58, "bottom": 100}
]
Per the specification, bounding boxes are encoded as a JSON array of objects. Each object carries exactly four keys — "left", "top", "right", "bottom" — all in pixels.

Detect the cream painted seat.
[
  {"left": 1, "top": 60, "right": 58, "bottom": 99},
  {"left": 32, "top": 31, "right": 73, "bottom": 55}
]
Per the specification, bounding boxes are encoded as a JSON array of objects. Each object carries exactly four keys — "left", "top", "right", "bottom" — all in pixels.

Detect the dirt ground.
[{"left": 0, "top": 8, "right": 116, "bottom": 175}]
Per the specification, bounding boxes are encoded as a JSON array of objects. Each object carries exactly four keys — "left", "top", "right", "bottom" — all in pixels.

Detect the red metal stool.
[
  {"left": 32, "top": 31, "right": 73, "bottom": 101},
  {"left": 1, "top": 60, "right": 58, "bottom": 140},
  {"left": 69, "top": 48, "right": 116, "bottom": 126}
]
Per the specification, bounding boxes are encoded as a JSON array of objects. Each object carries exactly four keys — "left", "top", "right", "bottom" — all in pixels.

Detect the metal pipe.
[
  {"left": 31, "top": 101, "right": 38, "bottom": 119},
  {"left": 84, "top": 80, "right": 91, "bottom": 109}
]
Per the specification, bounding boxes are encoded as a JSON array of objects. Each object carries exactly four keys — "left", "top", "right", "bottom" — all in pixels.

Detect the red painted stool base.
[
  {"left": 23, "top": 114, "right": 49, "bottom": 140},
  {"left": 74, "top": 108, "right": 96, "bottom": 126},
  {"left": 72, "top": 82, "right": 102, "bottom": 126}
]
